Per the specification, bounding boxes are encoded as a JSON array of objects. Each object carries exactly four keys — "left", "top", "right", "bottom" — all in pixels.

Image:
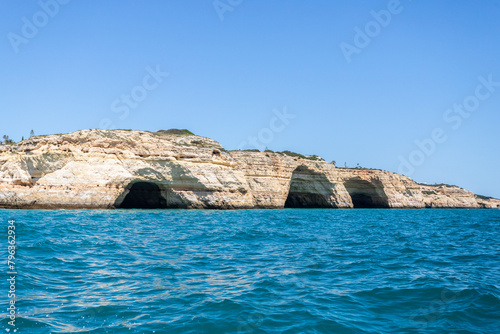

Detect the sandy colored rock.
[{"left": 0, "top": 129, "right": 498, "bottom": 209}]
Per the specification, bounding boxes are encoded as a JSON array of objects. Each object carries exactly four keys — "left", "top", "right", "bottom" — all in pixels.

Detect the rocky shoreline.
[{"left": 0, "top": 129, "right": 498, "bottom": 209}]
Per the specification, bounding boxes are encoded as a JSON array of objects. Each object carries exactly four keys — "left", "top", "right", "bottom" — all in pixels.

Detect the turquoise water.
[{"left": 1, "top": 209, "right": 499, "bottom": 333}]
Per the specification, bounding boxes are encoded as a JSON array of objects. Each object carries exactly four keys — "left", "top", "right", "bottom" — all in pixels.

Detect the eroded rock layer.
[{"left": 0, "top": 129, "right": 498, "bottom": 209}]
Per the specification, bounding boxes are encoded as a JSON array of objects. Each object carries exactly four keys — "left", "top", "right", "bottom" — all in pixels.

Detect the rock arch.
[
  {"left": 343, "top": 178, "right": 389, "bottom": 208},
  {"left": 284, "top": 166, "right": 337, "bottom": 208},
  {"left": 117, "top": 181, "right": 167, "bottom": 209}
]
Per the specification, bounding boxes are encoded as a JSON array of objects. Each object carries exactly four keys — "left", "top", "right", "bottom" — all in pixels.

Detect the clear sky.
[{"left": 1, "top": 0, "right": 499, "bottom": 198}]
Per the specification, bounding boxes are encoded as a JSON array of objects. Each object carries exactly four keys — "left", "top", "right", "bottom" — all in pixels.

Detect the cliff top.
[
  {"left": 0, "top": 129, "right": 329, "bottom": 163},
  {"left": 0, "top": 129, "right": 224, "bottom": 153}
]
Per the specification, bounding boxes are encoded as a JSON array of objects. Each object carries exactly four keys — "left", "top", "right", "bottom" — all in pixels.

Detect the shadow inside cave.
[
  {"left": 284, "top": 166, "right": 336, "bottom": 208},
  {"left": 343, "top": 179, "right": 390, "bottom": 208},
  {"left": 117, "top": 181, "right": 167, "bottom": 209}
]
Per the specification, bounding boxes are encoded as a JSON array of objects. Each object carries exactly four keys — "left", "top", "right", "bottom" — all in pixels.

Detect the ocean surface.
[{"left": 1, "top": 209, "right": 499, "bottom": 334}]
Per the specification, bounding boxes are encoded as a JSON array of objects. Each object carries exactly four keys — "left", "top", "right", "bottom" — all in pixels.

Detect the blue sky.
[{"left": 1, "top": 0, "right": 499, "bottom": 198}]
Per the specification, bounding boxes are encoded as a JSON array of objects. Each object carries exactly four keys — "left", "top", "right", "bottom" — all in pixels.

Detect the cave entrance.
[
  {"left": 343, "top": 179, "right": 389, "bottom": 208},
  {"left": 118, "top": 181, "right": 167, "bottom": 209},
  {"left": 284, "top": 166, "right": 336, "bottom": 208}
]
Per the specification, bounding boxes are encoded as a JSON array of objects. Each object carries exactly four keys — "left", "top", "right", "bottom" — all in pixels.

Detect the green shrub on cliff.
[
  {"left": 280, "top": 150, "right": 305, "bottom": 158},
  {"left": 427, "top": 183, "right": 458, "bottom": 188},
  {"left": 279, "top": 150, "right": 322, "bottom": 161},
  {"left": 476, "top": 194, "right": 493, "bottom": 200},
  {"left": 1, "top": 135, "right": 14, "bottom": 145},
  {"left": 422, "top": 190, "right": 437, "bottom": 195},
  {"left": 157, "top": 129, "right": 195, "bottom": 136}
]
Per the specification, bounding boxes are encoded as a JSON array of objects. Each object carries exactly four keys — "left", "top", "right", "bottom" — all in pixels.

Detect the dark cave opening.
[
  {"left": 284, "top": 192, "right": 332, "bottom": 208},
  {"left": 343, "top": 179, "right": 390, "bottom": 208},
  {"left": 284, "top": 166, "right": 335, "bottom": 208},
  {"left": 118, "top": 182, "right": 167, "bottom": 209}
]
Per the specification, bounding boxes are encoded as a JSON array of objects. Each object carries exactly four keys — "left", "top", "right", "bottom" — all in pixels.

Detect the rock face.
[{"left": 0, "top": 129, "right": 498, "bottom": 209}]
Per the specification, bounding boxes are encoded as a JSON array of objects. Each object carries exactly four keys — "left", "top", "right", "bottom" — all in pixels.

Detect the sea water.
[{"left": 1, "top": 209, "right": 499, "bottom": 333}]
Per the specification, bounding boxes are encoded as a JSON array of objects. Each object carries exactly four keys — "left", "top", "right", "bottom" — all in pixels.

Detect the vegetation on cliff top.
[
  {"left": 156, "top": 129, "right": 195, "bottom": 136},
  {"left": 476, "top": 194, "right": 494, "bottom": 200},
  {"left": 237, "top": 149, "right": 324, "bottom": 161},
  {"left": 1, "top": 135, "right": 14, "bottom": 145},
  {"left": 418, "top": 182, "right": 459, "bottom": 188},
  {"left": 279, "top": 150, "right": 322, "bottom": 161},
  {"left": 1, "top": 130, "right": 35, "bottom": 145}
]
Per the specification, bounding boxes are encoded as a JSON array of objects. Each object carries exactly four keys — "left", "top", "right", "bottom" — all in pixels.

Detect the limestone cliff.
[{"left": 0, "top": 129, "right": 498, "bottom": 209}]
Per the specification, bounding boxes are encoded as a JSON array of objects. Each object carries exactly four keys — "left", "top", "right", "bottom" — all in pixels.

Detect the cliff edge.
[{"left": 0, "top": 129, "right": 498, "bottom": 209}]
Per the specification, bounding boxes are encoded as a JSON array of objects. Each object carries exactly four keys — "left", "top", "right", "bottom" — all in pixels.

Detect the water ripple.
[{"left": 0, "top": 208, "right": 499, "bottom": 333}]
